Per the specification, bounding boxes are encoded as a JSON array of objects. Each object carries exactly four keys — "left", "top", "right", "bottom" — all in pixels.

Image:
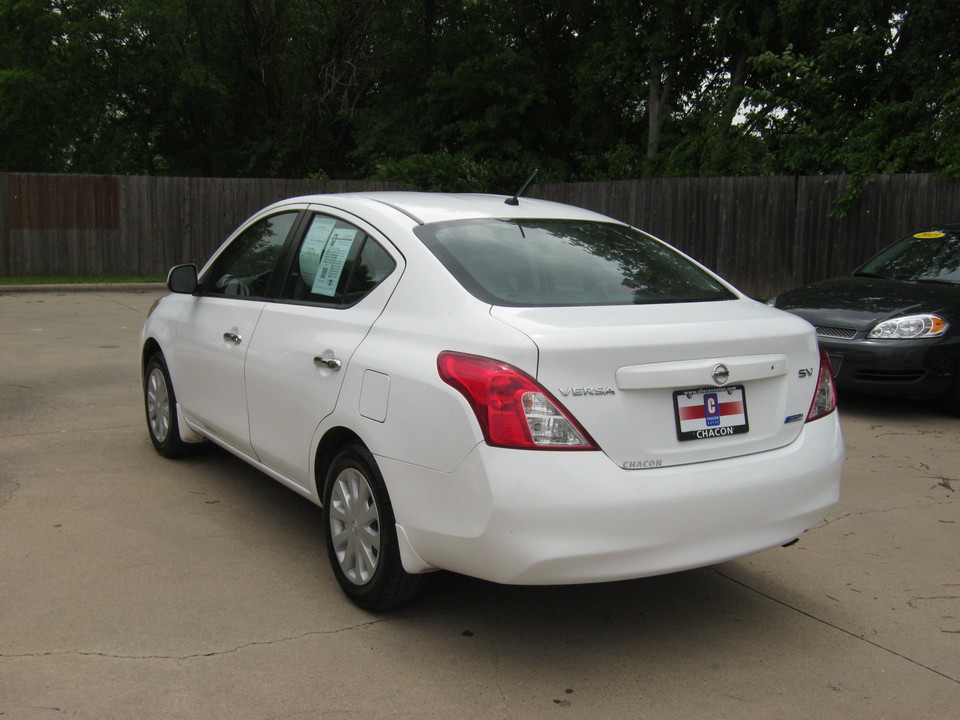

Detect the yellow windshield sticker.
[{"left": 913, "top": 231, "right": 945, "bottom": 238}]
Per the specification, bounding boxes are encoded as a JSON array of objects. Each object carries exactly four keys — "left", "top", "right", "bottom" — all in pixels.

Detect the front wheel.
[
  {"left": 322, "top": 445, "right": 427, "bottom": 610},
  {"left": 144, "top": 353, "right": 193, "bottom": 458}
]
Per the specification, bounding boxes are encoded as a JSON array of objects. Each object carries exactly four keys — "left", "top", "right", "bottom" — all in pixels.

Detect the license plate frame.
[{"left": 673, "top": 385, "right": 749, "bottom": 442}]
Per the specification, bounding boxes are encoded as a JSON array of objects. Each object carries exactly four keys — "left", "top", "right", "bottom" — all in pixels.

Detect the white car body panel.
[
  {"left": 490, "top": 301, "right": 820, "bottom": 468},
  {"left": 141, "top": 191, "right": 844, "bottom": 593},
  {"left": 244, "top": 212, "right": 406, "bottom": 488},
  {"left": 316, "top": 290, "right": 540, "bottom": 475},
  {"left": 380, "top": 413, "right": 842, "bottom": 584},
  {"left": 245, "top": 301, "right": 377, "bottom": 488},
  {"left": 173, "top": 296, "right": 266, "bottom": 455}
]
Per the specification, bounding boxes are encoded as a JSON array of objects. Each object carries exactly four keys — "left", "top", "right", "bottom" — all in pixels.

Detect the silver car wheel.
[
  {"left": 146, "top": 366, "right": 171, "bottom": 443},
  {"left": 328, "top": 466, "right": 381, "bottom": 586}
]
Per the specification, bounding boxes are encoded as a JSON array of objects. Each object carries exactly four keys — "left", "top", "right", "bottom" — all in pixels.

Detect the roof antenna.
[{"left": 505, "top": 169, "right": 538, "bottom": 205}]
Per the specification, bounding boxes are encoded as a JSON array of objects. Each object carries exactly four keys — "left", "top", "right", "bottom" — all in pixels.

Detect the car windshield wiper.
[{"left": 852, "top": 271, "right": 891, "bottom": 279}]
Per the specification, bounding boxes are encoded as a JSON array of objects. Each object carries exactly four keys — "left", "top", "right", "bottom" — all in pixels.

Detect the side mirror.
[{"left": 167, "top": 264, "right": 199, "bottom": 294}]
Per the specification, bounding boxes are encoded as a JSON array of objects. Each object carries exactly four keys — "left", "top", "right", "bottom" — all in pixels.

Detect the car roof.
[{"left": 284, "top": 191, "right": 614, "bottom": 226}]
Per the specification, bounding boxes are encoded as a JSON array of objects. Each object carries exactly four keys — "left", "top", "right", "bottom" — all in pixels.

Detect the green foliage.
[
  {"left": 1, "top": 0, "right": 958, "bottom": 185},
  {"left": 371, "top": 151, "right": 497, "bottom": 193}
]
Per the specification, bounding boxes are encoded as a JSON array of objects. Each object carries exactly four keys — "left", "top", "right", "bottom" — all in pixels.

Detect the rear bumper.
[
  {"left": 819, "top": 336, "right": 959, "bottom": 398},
  {"left": 381, "top": 413, "right": 844, "bottom": 585}
]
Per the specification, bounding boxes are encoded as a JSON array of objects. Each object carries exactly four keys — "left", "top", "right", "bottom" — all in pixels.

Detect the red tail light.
[
  {"left": 806, "top": 347, "right": 838, "bottom": 422},
  {"left": 437, "top": 351, "right": 598, "bottom": 450}
]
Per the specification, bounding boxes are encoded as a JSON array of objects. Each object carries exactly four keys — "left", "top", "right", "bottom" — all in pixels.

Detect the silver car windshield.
[
  {"left": 856, "top": 231, "right": 960, "bottom": 284},
  {"left": 416, "top": 219, "right": 736, "bottom": 307}
]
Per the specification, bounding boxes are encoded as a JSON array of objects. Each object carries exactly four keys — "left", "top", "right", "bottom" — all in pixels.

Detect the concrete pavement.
[{"left": 0, "top": 290, "right": 957, "bottom": 719}]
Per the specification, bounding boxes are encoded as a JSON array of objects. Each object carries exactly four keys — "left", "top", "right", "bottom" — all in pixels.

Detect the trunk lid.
[{"left": 491, "top": 299, "right": 821, "bottom": 469}]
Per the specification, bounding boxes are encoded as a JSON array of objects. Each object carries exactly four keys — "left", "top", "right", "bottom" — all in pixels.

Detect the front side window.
[
  {"left": 205, "top": 212, "right": 298, "bottom": 297},
  {"left": 416, "top": 219, "right": 735, "bottom": 307},
  {"left": 281, "top": 213, "right": 396, "bottom": 305}
]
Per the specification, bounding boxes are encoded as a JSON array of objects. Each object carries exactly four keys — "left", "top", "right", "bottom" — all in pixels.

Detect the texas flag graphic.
[{"left": 674, "top": 386, "right": 749, "bottom": 441}]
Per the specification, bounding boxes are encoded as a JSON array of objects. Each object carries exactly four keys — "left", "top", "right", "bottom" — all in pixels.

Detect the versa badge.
[{"left": 558, "top": 386, "right": 616, "bottom": 397}]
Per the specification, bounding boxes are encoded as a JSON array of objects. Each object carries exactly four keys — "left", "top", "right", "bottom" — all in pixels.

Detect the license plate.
[{"left": 673, "top": 385, "right": 749, "bottom": 441}]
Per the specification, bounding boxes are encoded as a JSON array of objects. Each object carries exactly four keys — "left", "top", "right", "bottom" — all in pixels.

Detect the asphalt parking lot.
[{"left": 1, "top": 288, "right": 958, "bottom": 719}]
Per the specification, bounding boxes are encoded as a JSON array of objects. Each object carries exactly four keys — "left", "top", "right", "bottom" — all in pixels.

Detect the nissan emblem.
[{"left": 712, "top": 364, "right": 730, "bottom": 385}]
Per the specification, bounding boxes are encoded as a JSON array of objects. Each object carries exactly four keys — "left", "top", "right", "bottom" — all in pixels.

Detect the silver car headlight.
[{"left": 867, "top": 314, "right": 948, "bottom": 339}]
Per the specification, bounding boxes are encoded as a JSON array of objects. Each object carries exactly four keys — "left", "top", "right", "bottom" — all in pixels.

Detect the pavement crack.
[
  {"left": 0, "top": 466, "right": 19, "bottom": 509},
  {"left": 0, "top": 615, "right": 409, "bottom": 662},
  {"left": 902, "top": 462, "right": 958, "bottom": 492},
  {"left": 713, "top": 568, "right": 960, "bottom": 686},
  {"left": 818, "top": 499, "right": 957, "bottom": 526},
  {"left": 0, "top": 424, "right": 139, "bottom": 440},
  {"left": 907, "top": 595, "right": 960, "bottom": 609},
  {"left": 874, "top": 430, "right": 947, "bottom": 438},
  {"left": 107, "top": 296, "right": 155, "bottom": 316}
]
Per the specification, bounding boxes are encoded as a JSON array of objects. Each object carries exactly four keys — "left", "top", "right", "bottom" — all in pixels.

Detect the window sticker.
[
  {"left": 299, "top": 217, "right": 337, "bottom": 286},
  {"left": 312, "top": 227, "right": 358, "bottom": 296},
  {"left": 913, "top": 231, "right": 945, "bottom": 239}
]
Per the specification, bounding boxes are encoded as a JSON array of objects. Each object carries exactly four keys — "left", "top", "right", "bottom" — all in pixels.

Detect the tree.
[
  {"left": 1, "top": 0, "right": 959, "bottom": 184},
  {"left": 743, "top": 1, "right": 960, "bottom": 178}
]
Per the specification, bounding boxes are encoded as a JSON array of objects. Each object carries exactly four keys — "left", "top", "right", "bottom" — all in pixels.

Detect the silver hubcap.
[
  {"left": 146, "top": 367, "right": 171, "bottom": 443},
  {"left": 329, "top": 467, "right": 380, "bottom": 585}
]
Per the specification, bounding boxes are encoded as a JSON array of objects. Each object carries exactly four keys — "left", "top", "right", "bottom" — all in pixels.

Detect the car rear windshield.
[
  {"left": 415, "top": 219, "right": 735, "bottom": 307},
  {"left": 857, "top": 231, "right": 960, "bottom": 283}
]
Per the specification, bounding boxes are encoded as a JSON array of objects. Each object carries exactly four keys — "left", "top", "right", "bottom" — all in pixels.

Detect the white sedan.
[{"left": 141, "top": 192, "right": 844, "bottom": 610}]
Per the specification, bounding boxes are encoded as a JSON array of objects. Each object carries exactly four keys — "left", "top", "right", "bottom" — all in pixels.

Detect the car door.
[
  {"left": 173, "top": 210, "right": 301, "bottom": 456},
  {"left": 244, "top": 211, "right": 403, "bottom": 488}
]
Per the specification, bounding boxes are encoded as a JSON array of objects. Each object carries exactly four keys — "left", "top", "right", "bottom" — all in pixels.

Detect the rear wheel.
[
  {"left": 144, "top": 353, "right": 193, "bottom": 457},
  {"left": 322, "top": 444, "right": 427, "bottom": 610}
]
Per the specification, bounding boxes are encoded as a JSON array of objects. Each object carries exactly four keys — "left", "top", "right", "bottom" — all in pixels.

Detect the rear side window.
[
  {"left": 416, "top": 219, "right": 735, "bottom": 307},
  {"left": 281, "top": 213, "right": 396, "bottom": 306}
]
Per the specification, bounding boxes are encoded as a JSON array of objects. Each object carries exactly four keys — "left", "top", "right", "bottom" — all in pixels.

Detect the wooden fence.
[
  {"left": 3, "top": 172, "right": 960, "bottom": 297},
  {"left": 0, "top": 174, "right": 399, "bottom": 280},
  {"left": 532, "top": 174, "right": 960, "bottom": 298}
]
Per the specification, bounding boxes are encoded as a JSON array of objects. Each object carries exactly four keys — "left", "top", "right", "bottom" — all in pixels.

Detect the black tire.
[
  {"left": 322, "top": 444, "right": 427, "bottom": 610},
  {"left": 143, "top": 353, "right": 194, "bottom": 458}
]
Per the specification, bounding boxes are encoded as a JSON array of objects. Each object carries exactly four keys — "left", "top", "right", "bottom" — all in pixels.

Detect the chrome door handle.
[
  {"left": 314, "top": 356, "right": 342, "bottom": 371},
  {"left": 223, "top": 332, "right": 242, "bottom": 344}
]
